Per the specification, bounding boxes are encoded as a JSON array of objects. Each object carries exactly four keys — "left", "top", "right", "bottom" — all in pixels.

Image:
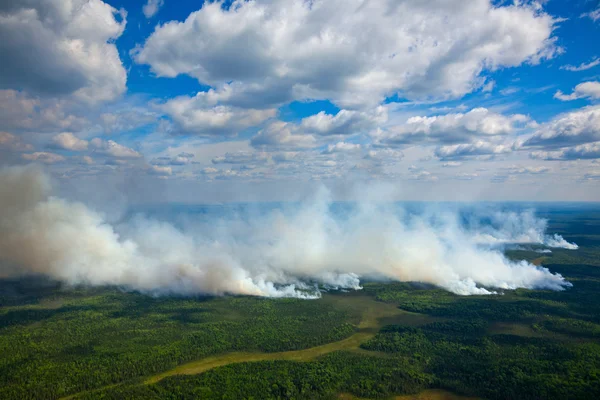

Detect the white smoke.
[
  {"left": 543, "top": 234, "right": 578, "bottom": 250},
  {"left": 0, "top": 167, "right": 573, "bottom": 297},
  {"left": 469, "top": 210, "right": 578, "bottom": 249}
]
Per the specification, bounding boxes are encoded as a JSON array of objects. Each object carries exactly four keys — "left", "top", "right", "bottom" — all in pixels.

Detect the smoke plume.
[
  {"left": 469, "top": 210, "right": 578, "bottom": 250},
  {"left": 0, "top": 166, "right": 574, "bottom": 297}
]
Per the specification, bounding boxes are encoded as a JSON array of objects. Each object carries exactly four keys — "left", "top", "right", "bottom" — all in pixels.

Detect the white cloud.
[
  {"left": 161, "top": 93, "right": 276, "bottom": 135},
  {"left": 249, "top": 107, "right": 386, "bottom": 152},
  {"left": 482, "top": 80, "right": 496, "bottom": 93},
  {"left": 373, "top": 108, "right": 528, "bottom": 145},
  {"left": 581, "top": 9, "right": 600, "bottom": 22},
  {"left": 443, "top": 161, "right": 462, "bottom": 167},
  {"left": 554, "top": 81, "right": 600, "bottom": 101},
  {"left": 505, "top": 165, "right": 550, "bottom": 174},
  {"left": 500, "top": 87, "right": 521, "bottom": 96},
  {"left": 435, "top": 140, "right": 512, "bottom": 160},
  {"left": 301, "top": 107, "right": 387, "bottom": 136},
  {"left": 322, "top": 142, "right": 362, "bottom": 154},
  {"left": 0, "top": 90, "right": 88, "bottom": 132},
  {"left": 524, "top": 105, "right": 600, "bottom": 148},
  {"left": 560, "top": 58, "right": 600, "bottom": 72},
  {"left": 134, "top": 0, "right": 559, "bottom": 108},
  {"left": 0, "top": 0, "right": 127, "bottom": 103},
  {"left": 251, "top": 121, "right": 317, "bottom": 150},
  {"left": 51, "top": 133, "right": 89, "bottom": 151},
  {"left": 22, "top": 152, "right": 66, "bottom": 164},
  {"left": 148, "top": 165, "right": 172, "bottom": 176},
  {"left": 143, "top": 0, "right": 164, "bottom": 18},
  {"left": 530, "top": 142, "right": 600, "bottom": 160},
  {"left": 91, "top": 138, "right": 142, "bottom": 159},
  {"left": 202, "top": 167, "right": 219, "bottom": 174}
]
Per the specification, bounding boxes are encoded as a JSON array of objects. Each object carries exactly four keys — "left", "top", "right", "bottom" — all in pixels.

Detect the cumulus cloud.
[
  {"left": 0, "top": 0, "right": 127, "bottom": 103},
  {"left": 0, "top": 90, "right": 88, "bottom": 132},
  {"left": 301, "top": 107, "right": 387, "bottom": 136},
  {"left": 251, "top": 121, "right": 317, "bottom": 150},
  {"left": 372, "top": 108, "right": 528, "bottom": 146},
  {"left": 0, "top": 167, "right": 574, "bottom": 297},
  {"left": 524, "top": 105, "right": 600, "bottom": 148},
  {"left": 91, "top": 138, "right": 141, "bottom": 159},
  {"left": 161, "top": 93, "right": 276, "bottom": 135},
  {"left": 250, "top": 108, "right": 385, "bottom": 152},
  {"left": 134, "top": 0, "right": 559, "bottom": 107},
  {"left": 529, "top": 142, "right": 600, "bottom": 160},
  {"left": 435, "top": 140, "right": 512, "bottom": 160},
  {"left": 143, "top": 0, "right": 164, "bottom": 18},
  {"left": 51, "top": 133, "right": 89, "bottom": 151},
  {"left": 554, "top": 81, "right": 600, "bottom": 101}
]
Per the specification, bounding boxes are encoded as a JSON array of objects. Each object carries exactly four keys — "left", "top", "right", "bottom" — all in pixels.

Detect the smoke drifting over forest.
[{"left": 0, "top": 166, "right": 576, "bottom": 297}]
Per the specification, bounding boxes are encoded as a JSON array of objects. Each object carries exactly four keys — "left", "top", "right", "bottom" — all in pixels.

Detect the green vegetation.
[
  {"left": 1, "top": 207, "right": 600, "bottom": 399},
  {"left": 76, "top": 353, "right": 433, "bottom": 400},
  {"left": 0, "top": 290, "right": 356, "bottom": 399}
]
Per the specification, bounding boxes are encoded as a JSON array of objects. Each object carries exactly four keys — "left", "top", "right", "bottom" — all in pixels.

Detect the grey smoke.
[{"left": 0, "top": 166, "right": 573, "bottom": 297}]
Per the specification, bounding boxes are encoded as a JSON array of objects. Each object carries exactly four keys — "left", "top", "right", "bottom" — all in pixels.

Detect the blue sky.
[{"left": 1, "top": 0, "right": 600, "bottom": 202}]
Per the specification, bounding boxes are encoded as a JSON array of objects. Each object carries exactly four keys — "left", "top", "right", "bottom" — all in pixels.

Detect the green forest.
[{"left": 1, "top": 208, "right": 600, "bottom": 399}]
